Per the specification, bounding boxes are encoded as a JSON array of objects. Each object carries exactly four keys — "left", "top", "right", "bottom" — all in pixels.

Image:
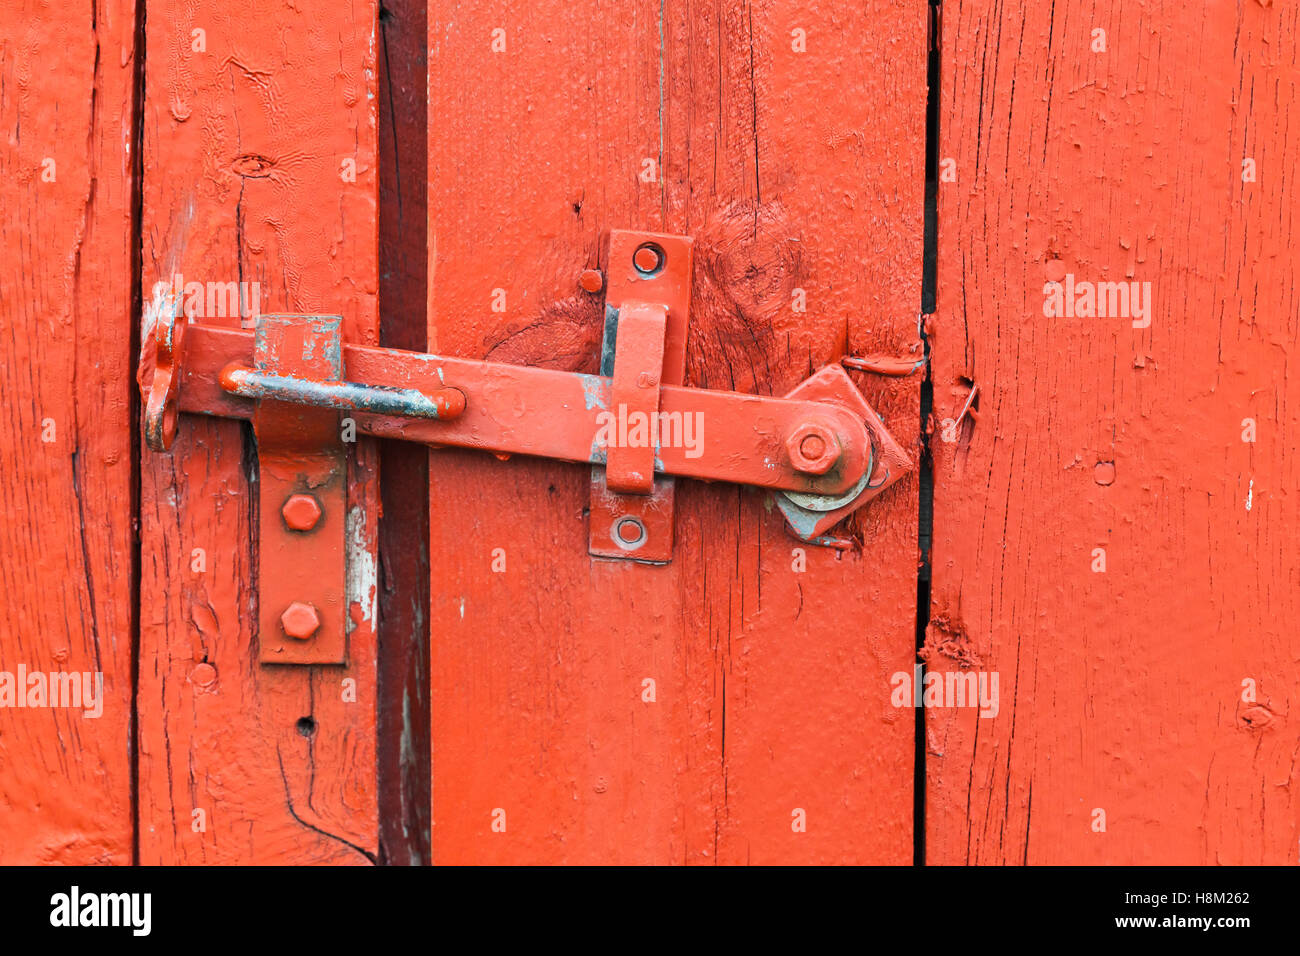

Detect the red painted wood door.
[{"left": 426, "top": 2, "right": 928, "bottom": 864}]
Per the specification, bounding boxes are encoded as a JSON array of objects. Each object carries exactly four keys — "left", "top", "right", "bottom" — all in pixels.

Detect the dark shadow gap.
[
  {"left": 915, "top": 0, "right": 942, "bottom": 868},
  {"left": 376, "top": 0, "right": 432, "bottom": 866},
  {"left": 128, "top": 0, "right": 148, "bottom": 869}
]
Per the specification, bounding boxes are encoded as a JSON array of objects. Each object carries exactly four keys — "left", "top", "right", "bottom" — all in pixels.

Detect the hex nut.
[
  {"left": 786, "top": 422, "right": 841, "bottom": 475},
  {"left": 280, "top": 602, "right": 322, "bottom": 640},
  {"left": 281, "top": 493, "right": 323, "bottom": 531}
]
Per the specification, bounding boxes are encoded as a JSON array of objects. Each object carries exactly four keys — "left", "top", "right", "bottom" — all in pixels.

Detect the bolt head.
[
  {"left": 280, "top": 602, "right": 322, "bottom": 640},
  {"left": 633, "top": 244, "right": 663, "bottom": 274},
  {"left": 786, "top": 422, "right": 841, "bottom": 475},
  {"left": 281, "top": 493, "right": 323, "bottom": 531},
  {"left": 579, "top": 269, "right": 604, "bottom": 293}
]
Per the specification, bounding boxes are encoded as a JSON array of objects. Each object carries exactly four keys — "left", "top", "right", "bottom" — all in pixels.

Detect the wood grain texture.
[
  {"left": 0, "top": 0, "right": 137, "bottom": 864},
  {"left": 136, "top": 0, "right": 380, "bottom": 863},
  {"left": 928, "top": 1, "right": 1300, "bottom": 863},
  {"left": 429, "top": 1, "right": 926, "bottom": 863}
]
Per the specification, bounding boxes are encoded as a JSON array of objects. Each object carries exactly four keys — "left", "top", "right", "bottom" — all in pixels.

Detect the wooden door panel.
[
  {"left": 928, "top": 1, "right": 1300, "bottom": 864},
  {"left": 0, "top": 0, "right": 137, "bottom": 864},
  {"left": 429, "top": 1, "right": 927, "bottom": 863},
  {"left": 137, "top": 0, "right": 381, "bottom": 863}
]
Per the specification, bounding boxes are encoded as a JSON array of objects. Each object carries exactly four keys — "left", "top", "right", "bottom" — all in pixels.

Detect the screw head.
[
  {"left": 281, "top": 493, "right": 323, "bottom": 531},
  {"left": 280, "top": 602, "right": 322, "bottom": 640},
  {"left": 579, "top": 269, "right": 604, "bottom": 293},
  {"left": 786, "top": 422, "right": 841, "bottom": 475}
]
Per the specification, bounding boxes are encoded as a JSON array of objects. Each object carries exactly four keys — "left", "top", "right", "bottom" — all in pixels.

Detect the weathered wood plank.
[
  {"left": 0, "top": 0, "right": 137, "bottom": 864},
  {"left": 928, "top": 0, "right": 1300, "bottom": 864},
  {"left": 428, "top": 0, "right": 926, "bottom": 863},
  {"left": 137, "top": 0, "right": 380, "bottom": 863}
]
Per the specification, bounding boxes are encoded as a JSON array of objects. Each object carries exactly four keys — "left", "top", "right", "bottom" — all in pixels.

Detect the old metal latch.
[{"left": 139, "top": 229, "right": 911, "bottom": 662}]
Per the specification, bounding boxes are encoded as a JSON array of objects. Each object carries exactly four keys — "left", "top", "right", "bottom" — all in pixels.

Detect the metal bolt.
[
  {"left": 280, "top": 602, "right": 322, "bottom": 640},
  {"left": 579, "top": 269, "right": 604, "bottom": 293},
  {"left": 633, "top": 244, "right": 663, "bottom": 274},
  {"left": 799, "top": 433, "right": 826, "bottom": 461},
  {"left": 786, "top": 422, "right": 841, "bottom": 475},
  {"left": 281, "top": 493, "right": 323, "bottom": 531}
]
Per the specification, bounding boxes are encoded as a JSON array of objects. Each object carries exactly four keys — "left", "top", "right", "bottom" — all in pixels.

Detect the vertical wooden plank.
[
  {"left": 428, "top": 1, "right": 926, "bottom": 863},
  {"left": 929, "top": 1, "right": 1300, "bottom": 863},
  {"left": 137, "top": 0, "right": 380, "bottom": 863},
  {"left": 0, "top": 0, "right": 137, "bottom": 864}
]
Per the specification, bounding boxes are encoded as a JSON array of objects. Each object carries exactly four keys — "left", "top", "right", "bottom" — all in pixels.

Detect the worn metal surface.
[
  {"left": 141, "top": 294, "right": 186, "bottom": 451},
  {"left": 221, "top": 366, "right": 465, "bottom": 420},
  {"left": 589, "top": 230, "right": 695, "bottom": 562},
  {"left": 157, "top": 318, "right": 883, "bottom": 498},
  {"left": 602, "top": 301, "right": 668, "bottom": 493},
  {"left": 250, "top": 316, "right": 349, "bottom": 666},
  {"left": 775, "top": 364, "right": 912, "bottom": 541}
]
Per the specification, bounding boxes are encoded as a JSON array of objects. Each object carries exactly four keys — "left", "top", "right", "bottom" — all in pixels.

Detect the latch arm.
[{"left": 160, "top": 320, "right": 877, "bottom": 499}]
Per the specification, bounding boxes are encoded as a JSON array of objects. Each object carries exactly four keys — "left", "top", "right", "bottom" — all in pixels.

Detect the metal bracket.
[
  {"left": 138, "top": 229, "right": 912, "bottom": 661},
  {"left": 588, "top": 230, "right": 694, "bottom": 563},
  {"left": 250, "top": 315, "right": 348, "bottom": 665}
]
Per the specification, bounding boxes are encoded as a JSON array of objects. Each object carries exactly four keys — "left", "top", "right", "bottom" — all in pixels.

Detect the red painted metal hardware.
[
  {"left": 953, "top": 382, "right": 980, "bottom": 428},
  {"left": 280, "top": 601, "right": 323, "bottom": 640},
  {"left": 139, "top": 292, "right": 187, "bottom": 452},
  {"left": 786, "top": 420, "right": 842, "bottom": 475},
  {"left": 220, "top": 364, "right": 465, "bottom": 421},
  {"left": 139, "top": 231, "right": 911, "bottom": 598},
  {"left": 841, "top": 351, "right": 928, "bottom": 377},
  {"left": 604, "top": 302, "right": 667, "bottom": 494},
  {"left": 772, "top": 364, "right": 912, "bottom": 542},
  {"left": 785, "top": 523, "right": 856, "bottom": 552},
  {"left": 250, "top": 315, "right": 348, "bottom": 665},
  {"left": 588, "top": 230, "right": 694, "bottom": 562},
  {"left": 281, "top": 493, "right": 324, "bottom": 532}
]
